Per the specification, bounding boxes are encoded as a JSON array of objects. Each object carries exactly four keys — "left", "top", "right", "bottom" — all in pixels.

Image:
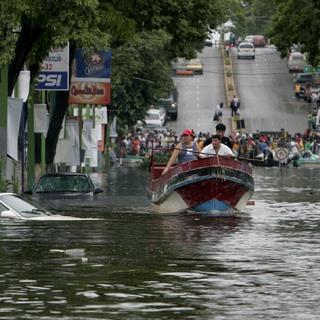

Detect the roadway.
[
  {"left": 166, "top": 45, "right": 309, "bottom": 136},
  {"left": 167, "top": 45, "right": 226, "bottom": 136},
  {"left": 231, "top": 45, "right": 308, "bottom": 135}
]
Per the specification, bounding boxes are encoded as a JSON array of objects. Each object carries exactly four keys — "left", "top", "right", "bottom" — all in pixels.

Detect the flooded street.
[{"left": 1, "top": 166, "right": 320, "bottom": 319}]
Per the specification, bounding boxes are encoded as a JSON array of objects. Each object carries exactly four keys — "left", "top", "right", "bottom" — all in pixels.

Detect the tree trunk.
[
  {"left": 8, "top": 18, "right": 43, "bottom": 95},
  {"left": 45, "top": 91, "right": 70, "bottom": 166}
]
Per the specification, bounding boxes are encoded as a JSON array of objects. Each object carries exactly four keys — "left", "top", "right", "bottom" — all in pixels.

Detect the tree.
[
  {"left": 1, "top": 0, "right": 228, "bottom": 167},
  {"left": 269, "top": 0, "right": 320, "bottom": 65},
  {"left": 228, "top": 0, "right": 276, "bottom": 38}
]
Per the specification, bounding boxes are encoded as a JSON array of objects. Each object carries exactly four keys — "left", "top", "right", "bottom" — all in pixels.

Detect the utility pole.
[
  {"left": 0, "top": 65, "right": 8, "bottom": 180},
  {"left": 27, "top": 87, "right": 35, "bottom": 190}
]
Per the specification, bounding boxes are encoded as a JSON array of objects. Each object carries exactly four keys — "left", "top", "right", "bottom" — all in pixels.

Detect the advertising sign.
[
  {"left": 36, "top": 43, "right": 69, "bottom": 91},
  {"left": 68, "top": 49, "right": 112, "bottom": 105}
]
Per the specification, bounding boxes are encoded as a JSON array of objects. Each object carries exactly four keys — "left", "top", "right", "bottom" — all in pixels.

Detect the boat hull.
[{"left": 148, "top": 156, "right": 254, "bottom": 214}]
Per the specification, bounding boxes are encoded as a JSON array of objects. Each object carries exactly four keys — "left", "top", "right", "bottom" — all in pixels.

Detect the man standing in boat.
[
  {"left": 162, "top": 129, "right": 199, "bottom": 175},
  {"left": 203, "top": 123, "right": 233, "bottom": 149},
  {"left": 199, "top": 134, "right": 234, "bottom": 157}
]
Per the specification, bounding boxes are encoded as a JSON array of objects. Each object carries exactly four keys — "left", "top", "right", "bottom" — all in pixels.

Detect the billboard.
[
  {"left": 69, "top": 49, "right": 112, "bottom": 105},
  {"left": 35, "top": 43, "right": 69, "bottom": 91}
]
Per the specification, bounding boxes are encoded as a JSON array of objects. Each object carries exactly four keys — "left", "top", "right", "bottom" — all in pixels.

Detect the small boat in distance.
[{"left": 147, "top": 148, "right": 254, "bottom": 215}]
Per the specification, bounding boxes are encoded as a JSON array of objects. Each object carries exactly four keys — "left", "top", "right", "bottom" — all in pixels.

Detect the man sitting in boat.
[
  {"left": 161, "top": 129, "right": 199, "bottom": 175},
  {"left": 199, "top": 134, "right": 234, "bottom": 157}
]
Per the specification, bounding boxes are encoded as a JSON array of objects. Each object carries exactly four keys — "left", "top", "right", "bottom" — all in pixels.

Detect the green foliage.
[
  {"left": 1, "top": 0, "right": 229, "bottom": 161},
  {"left": 153, "top": 151, "right": 173, "bottom": 164},
  {"left": 230, "top": 0, "right": 276, "bottom": 38},
  {"left": 0, "top": 157, "right": 9, "bottom": 192},
  {"left": 269, "top": 0, "right": 320, "bottom": 65}
]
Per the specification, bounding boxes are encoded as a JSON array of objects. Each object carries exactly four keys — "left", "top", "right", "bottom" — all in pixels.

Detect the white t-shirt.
[{"left": 201, "top": 143, "right": 234, "bottom": 157}]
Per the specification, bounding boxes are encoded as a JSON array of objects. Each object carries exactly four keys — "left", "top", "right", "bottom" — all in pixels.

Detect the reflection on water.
[{"left": 1, "top": 166, "right": 320, "bottom": 319}]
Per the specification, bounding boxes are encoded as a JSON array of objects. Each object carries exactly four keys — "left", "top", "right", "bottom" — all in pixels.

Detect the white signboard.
[
  {"left": 7, "top": 98, "right": 23, "bottom": 161},
  {"left": 36, "top": 43, "right": 69, "bottom": 91}
]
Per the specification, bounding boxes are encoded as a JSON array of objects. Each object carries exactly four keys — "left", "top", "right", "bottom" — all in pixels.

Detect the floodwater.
[{"left": 1, "top": 166, "right": 320, "bottom": 319}]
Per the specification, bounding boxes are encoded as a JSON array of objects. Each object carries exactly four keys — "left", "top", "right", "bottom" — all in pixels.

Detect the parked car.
[
  {"left": 31, "top": 173, "right": 103, "bottom": 197},
  {"left": 144, "top": 108, "right": 165, "bottom": 129},
  {"left": 159, "top": 88, "right": 178, "bottom": 121},
  {"left": 0, "top": 193, "right": 83, "bottom": 220},
  {"left": 172, "top": 58, "right": 193, "bottom": 76},
  {"left": 186, "top": 59, "right": 203, "bottom": 74},
  {"left": 288, "top": 52, "right": 305, "bottom": 73},
  {"left": 293, "top": 72, "right": 320, "bottom": 98},
  {"left": 237, "top": 42, "right": 255, "bottom": 59}
]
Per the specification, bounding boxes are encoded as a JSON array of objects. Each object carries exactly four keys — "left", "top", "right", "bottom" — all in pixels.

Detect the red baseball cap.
[{"left": 182, "top": 129, "right": 193, "bottom": 136}]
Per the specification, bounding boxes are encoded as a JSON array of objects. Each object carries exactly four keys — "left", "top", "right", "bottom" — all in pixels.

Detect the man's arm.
[
  {"left": 198, "top": 145, "right": 210, "bottom": 158},
  {"left": 161, "top": 143, "right": 181, "bottom": 175}
]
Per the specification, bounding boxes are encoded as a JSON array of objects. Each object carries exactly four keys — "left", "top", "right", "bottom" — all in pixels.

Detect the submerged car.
[
  {"left": 31, "top": 173, "right": 103, "bottom": 198},
  {"left": 0, "top": 193, "right": 83, "bottom": 220}
]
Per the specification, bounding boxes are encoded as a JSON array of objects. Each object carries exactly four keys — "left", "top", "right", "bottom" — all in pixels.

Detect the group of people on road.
[{"left": 213, "top": 95, "right": 240, "bottom": 122}]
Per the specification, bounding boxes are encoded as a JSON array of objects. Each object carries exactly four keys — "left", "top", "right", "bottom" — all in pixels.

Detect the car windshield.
[
  {"left": 292, "top": 55, "right": 303, "bottom": 60},
  {"left": 296, "top": 74, "right": 313, "bottom": 83},
  {"left": 35, "top": 175, "right": 91, "bottom": 193},
  {"left": 188, "top": 59, "right": 200, "bottom": 65},
  {"left": 0, "top": 194, "right": 47, "bottom": 217},
  {"left": 146, "top": 113, "right": 160, "bottom": 120},
  {"left": 240, "top": 44, "right": 253, "bottom": 49}
]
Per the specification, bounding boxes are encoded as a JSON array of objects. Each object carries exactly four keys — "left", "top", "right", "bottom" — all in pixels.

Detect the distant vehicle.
[
  {"left": 293, "top": 72, "right": 320, "bottom": 98},
  {"left": 172, "top": 58, "right": 193, "bottom": 76},
  {"left": 237, "top": 42, "right": 255, "bottom": 59},
  {"left": 252, "top": 35, "right": 266, "bottom": 47},
  {"left": 144, "top": 108, "right": 166, "bottom": 129},
  {"left": 244, "top": 35, "right": 255, "bottom": 43},
  {"left": 0, "top": 193, "right": 83, "bottom": 220},
  {"left": 186, "top": 59, "right": 203, "bottom": 74},
  {"left": 243, "top": 35, "right": 266, "bottom": 47},
  {"left": 29, "top": 173, "right": 103, "bottom": 199},
  {"left": 204, "top": 38, "right": 213, "bottom": 47},
  {"left": 288, "top": 52, "right": 305, "bottom": 73},
  {"left": 159, "top": 88, "right": 178, "bottom": 121}
]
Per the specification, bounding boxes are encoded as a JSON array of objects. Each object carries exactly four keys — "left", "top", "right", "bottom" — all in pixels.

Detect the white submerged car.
[{"left": 0, "top": 193, "right": 93, "bottom": 220}]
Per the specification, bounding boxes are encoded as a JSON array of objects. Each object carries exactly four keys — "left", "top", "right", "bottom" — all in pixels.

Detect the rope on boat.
[{"left": 166, "top": 147, "right": 264, "bottom": 163}]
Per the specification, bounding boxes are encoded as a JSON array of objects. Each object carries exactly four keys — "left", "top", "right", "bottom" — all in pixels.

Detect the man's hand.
[{"left": 161, "top": 167, "right": 169, "bottom": 176}]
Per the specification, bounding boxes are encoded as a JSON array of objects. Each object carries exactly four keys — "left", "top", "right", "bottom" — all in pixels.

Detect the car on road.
[
  {"left": 293, "top": 72, "right": 320, "bottom": 98},
  {"left": 0, "top": 193, "right": 83, "bottom": 220},
  {"left": 186, "top": 59, "right": 203, "bottom": 74},
  {"left": 144, "top": 108, "right": 166, "bottom": 129},
  {"left": 244, "top": 35, "right": 255, "bottom": 43},
  {"left": 237, "top": 42, "right": 255, "bottom": 59},
  {"left": 159, "top": 88, "right": 178, "bottom": 121},
  {"left": 288, "top": 52, "right": 305, "bottom": 73},
  {"left": 29, "top": 173, "right": 103, "bottom": 199},
  {"left": 252, "top": 35, "right": 266, "bottom": 47},
  {"left": 172, "top": 58, "right": 193, "bottom": 76},
  {"left": 244, "top": 35, "right": 266, "bottom": 47}
]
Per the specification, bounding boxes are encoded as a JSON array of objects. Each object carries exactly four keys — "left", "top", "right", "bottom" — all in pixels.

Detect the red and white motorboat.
[{"left": 147, "top": 148, "right": 254, "bottom": 214}]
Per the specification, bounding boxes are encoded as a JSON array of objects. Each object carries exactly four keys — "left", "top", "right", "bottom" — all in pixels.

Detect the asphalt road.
[
  {"left": 166, "top": 45, "right": 310, "bottom": 137},
  {"left": 231, "top": 45, "right": 309, "bottom": 135},
  {"left": 167, "top": 45, "right": 226, "bottom": 136}
]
